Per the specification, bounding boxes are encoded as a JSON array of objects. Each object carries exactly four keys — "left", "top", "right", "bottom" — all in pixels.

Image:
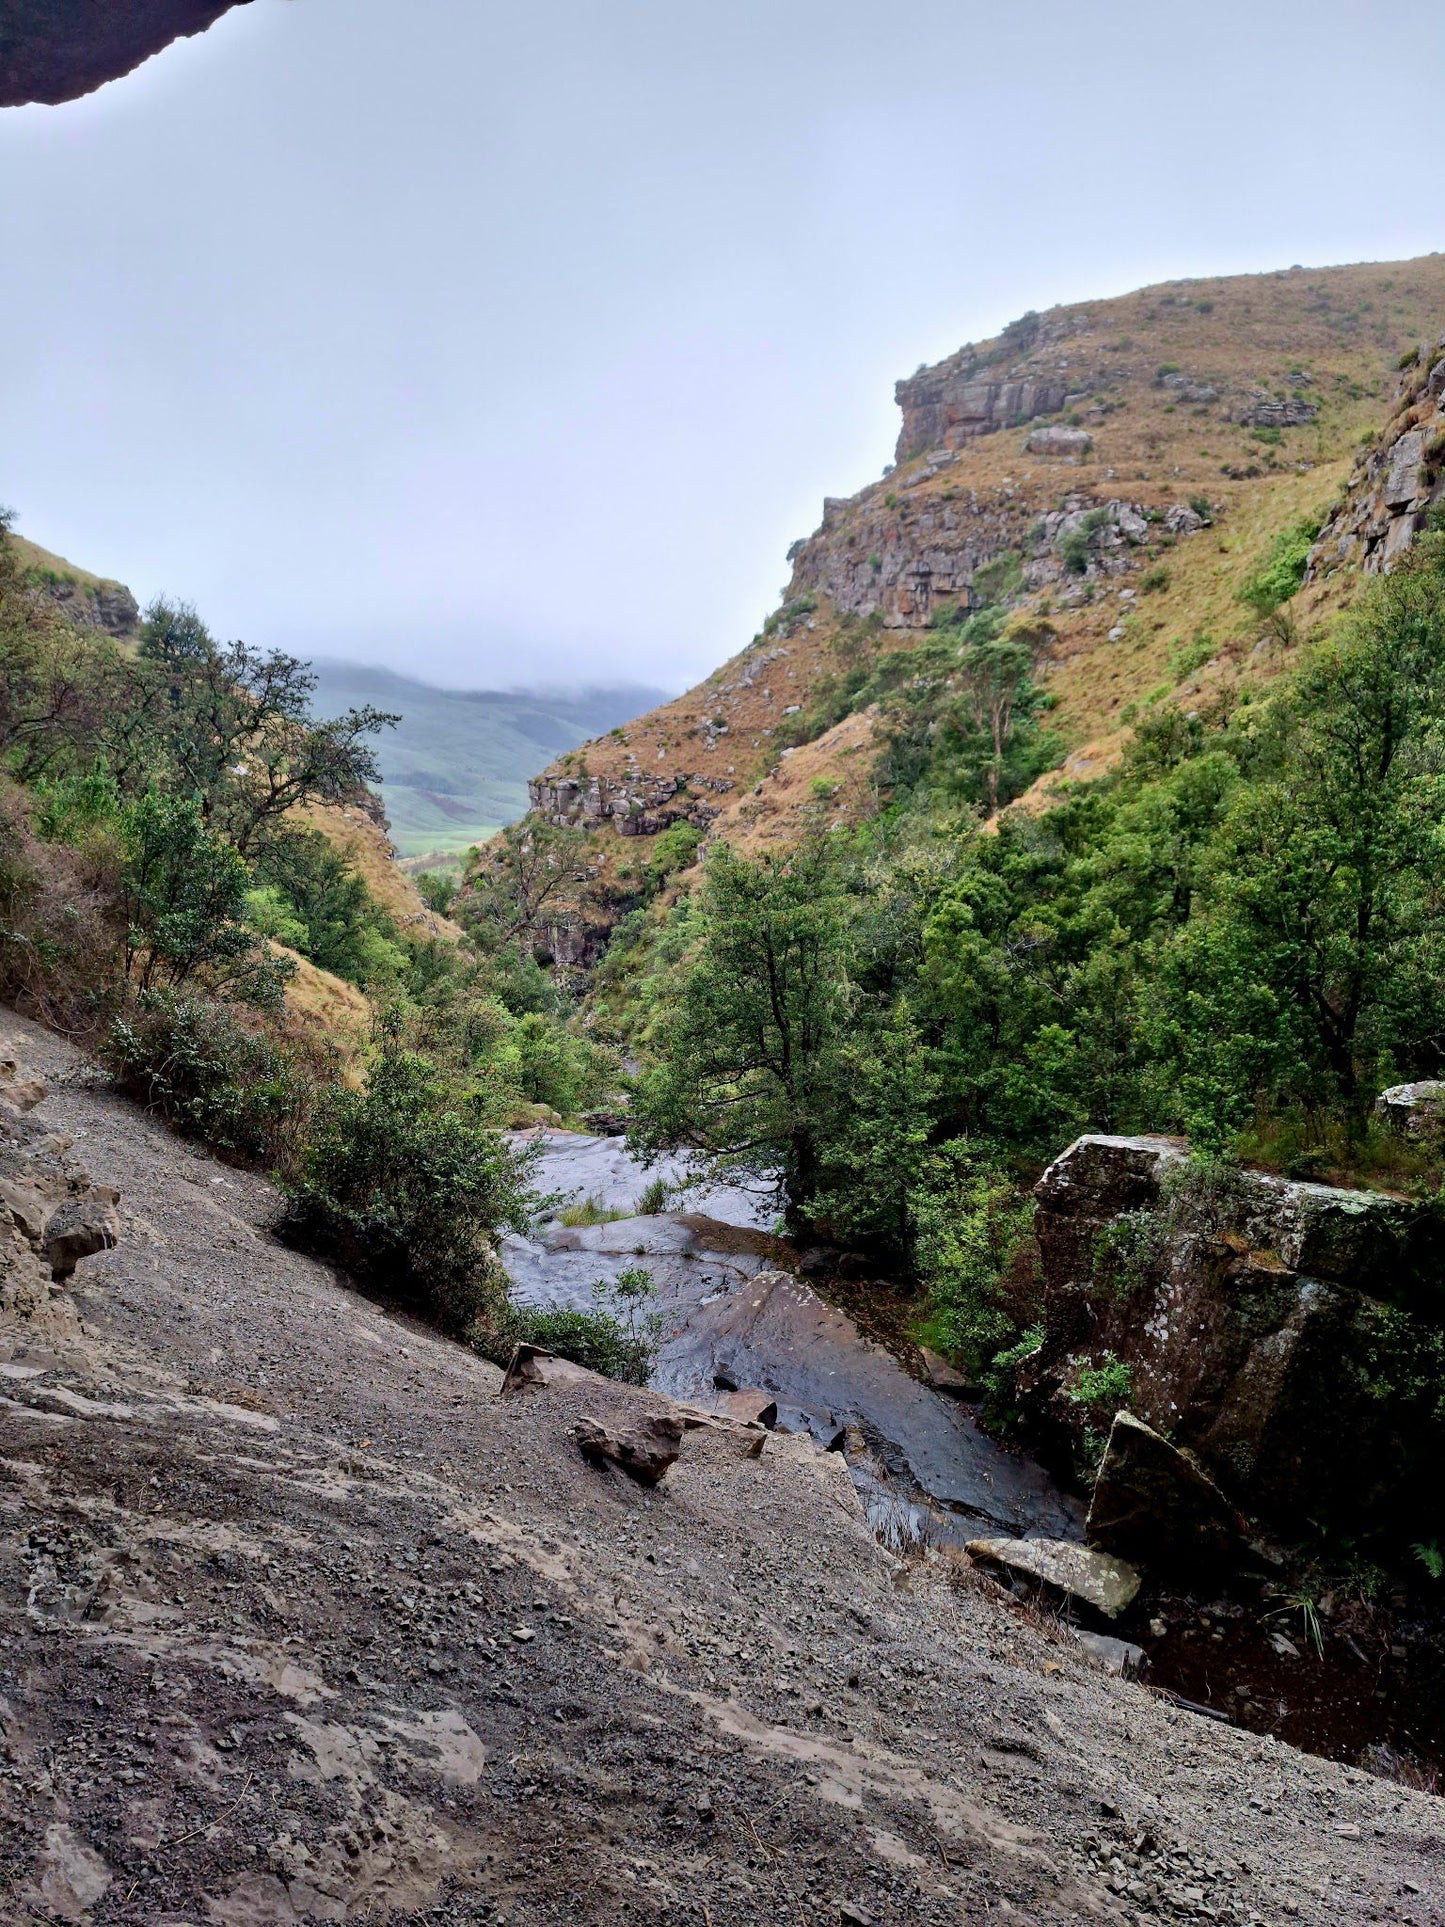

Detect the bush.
[
  {"left": 281, "top": 1016, "right": 536, "bottom": 1334},
  {"left": 477, "top": 1303, "right": 654, "bottom": 1384},
  {"left": 106, "top": 990, "right": 328, "bottom": 1171},
  {"left": 911, "top": 1144, "right": 1038, "bottom": 1379},
  {"left": 1238, "top": 517, "right": 1321, "bottom": 615}
]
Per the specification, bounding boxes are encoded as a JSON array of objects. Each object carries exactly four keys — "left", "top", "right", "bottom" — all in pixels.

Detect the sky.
[{"left": 2, "top": 0, "right": 1444, "bottom": 694}]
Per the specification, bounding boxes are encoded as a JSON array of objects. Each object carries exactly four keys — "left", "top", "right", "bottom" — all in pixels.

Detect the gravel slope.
[{"left": 0, "top": 1009, "right": 1439, "bottom": 1927}]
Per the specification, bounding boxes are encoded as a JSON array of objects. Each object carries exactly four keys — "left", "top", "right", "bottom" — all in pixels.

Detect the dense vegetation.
[
  {"left": 0, "top": 516, "right": 621, "bottom": 1354},
  {"left": 625, "top": 530, "right": 1445, "bottom": 1378}
]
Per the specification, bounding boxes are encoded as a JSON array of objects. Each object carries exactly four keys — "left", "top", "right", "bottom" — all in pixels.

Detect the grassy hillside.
[
  {"left": 525, "top": 254, "right": 1445, "bottom": 873},
  {"left": 308, "top": 661, "right": 669, "bottom": 857}
]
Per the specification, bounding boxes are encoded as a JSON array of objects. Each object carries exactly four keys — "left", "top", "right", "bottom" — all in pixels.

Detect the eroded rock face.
[
  {"left": 0, "top": 0, "right": 248, "bottom": 108},
  {"left": 1030, "top": 1134, "right": 1445, "bottom": 1539},
  {"left": 1307, "top": 336, "right": 1445, "bottom": 581}
]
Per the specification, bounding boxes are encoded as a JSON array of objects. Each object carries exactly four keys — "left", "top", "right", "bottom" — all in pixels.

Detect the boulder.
[
  {"left": 715, "top": 1389, "right": 778, "bottom": 1428},
  {"left": 0, "top": 1061, "right": 47, "bottom": 1114},
  {"left": 500, "top": 1345, "right": 598, "bottom": 1395},
  {"left": 1087, "top": 1410, "right": 1249, "bottom": 1569},
  {"left": 575, "top": 1411, "right": 684, "bottom": 1486},
  {"left": 919, "top": 1347, "right": 975, "bottom": 1398},
  {"left": 965, "top": 1536, "right": 1140, "bottom": 1618},
  {"left": 1375, "top": 1081, "right": 1445, "bottom": 1139},
  {"left": 1026, "top": 425, "right": 1094, "bottom": 459}
]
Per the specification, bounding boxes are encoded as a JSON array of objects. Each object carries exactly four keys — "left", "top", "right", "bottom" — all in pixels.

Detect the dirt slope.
[{"left": 1, "top": 1008, "right": 1439, "bottom": 1926}]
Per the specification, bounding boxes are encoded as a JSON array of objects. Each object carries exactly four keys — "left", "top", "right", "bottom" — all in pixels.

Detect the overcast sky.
[{"left": 2, "top": 0, "right": 1443, "bottom": 692}]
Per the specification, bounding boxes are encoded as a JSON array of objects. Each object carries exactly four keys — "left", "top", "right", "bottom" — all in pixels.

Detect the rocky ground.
[{"left": 0, "top": 1007, "right": 1441, "bottom": 1926}]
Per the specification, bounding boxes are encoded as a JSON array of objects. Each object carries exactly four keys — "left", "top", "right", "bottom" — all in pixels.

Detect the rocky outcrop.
[
  {"left": 0, "top": 0, "right": 247, "bottom": 106},
  {"left": 29, "top": 571, "right": 139, "bottom": 641},
  {"left": 528, "top": 769, "right": 730, "bottom": 836},
  {"left": 1029, "top": 1133, "right": 1445, "bottom": 1541},
  {"left": 895, "top": 368, "right": 1070, "bottom": 460},
  {"left": 788, "top": 489, "right": 1190, "bottom": 631},
  {"left": 1375, "top": 1080, "right": 1445, "bottom": 1139},
  {"left": 1307, "top": 335, "right": 1445, "bottom": 580}
]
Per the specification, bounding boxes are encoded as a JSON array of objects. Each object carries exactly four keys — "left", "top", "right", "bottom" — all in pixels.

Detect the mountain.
[
  {"left": 523, "top": 254, "right": 1445, "bottom": 880},
  {"left": 307, "top": 661, "right": 670, "bottom": 859}
]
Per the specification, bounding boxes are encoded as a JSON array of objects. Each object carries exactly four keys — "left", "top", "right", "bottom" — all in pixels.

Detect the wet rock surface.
[{"left": 0, "top": 1012, "right": 1442, "bottom": 1924}]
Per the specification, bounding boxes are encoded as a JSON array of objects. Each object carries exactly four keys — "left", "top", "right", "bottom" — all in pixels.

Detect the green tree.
[
  {"left": 120, "top": 788, "right": 289, "bottom": 1006},
  {"left": 628, "top": 838, "right": 852, "bottom": 1221}
]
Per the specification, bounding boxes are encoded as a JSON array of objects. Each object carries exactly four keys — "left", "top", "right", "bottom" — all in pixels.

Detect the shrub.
[
  {"left": 911, "top": 1144, "right": 1038, "bottom": 1379},
  {"left": 477, "top": 1303, "right": 653, "bottom": 1384},
  {"left": 1139, "top": 565, "right": 1171, "bottom": 594},
  {"left": 475, "top": 1264, "right": 660, "bottom": 1385},
  {"left": 1238, "top": 515, "right": 1322, "bottom": 615},
  {"left": 281, "top": 1016, "right": 536, "bottom": 1334},
  {"left": 1059, "top": 529, "right": 1090, "bottom": 575},
  {"left": 106, "top": 989, "right": 328, "bottom": 1171}
]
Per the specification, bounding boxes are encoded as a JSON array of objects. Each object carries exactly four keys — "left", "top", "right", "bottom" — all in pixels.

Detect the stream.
[
  {"left": 504, "top": 1132, "right": 1445, "bottom": 1786},
  {"left": 503, "top": 1129, "right": 1079, "bottom": 1545}
]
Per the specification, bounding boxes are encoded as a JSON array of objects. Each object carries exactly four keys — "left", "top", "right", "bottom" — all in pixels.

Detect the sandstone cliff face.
[
  {"left": 1307, "top": 333, "right": 1445, "bottom": 579},
  {"left": 1030, "top": 1134, "right": 1445, "bottom": 1539},
  {"left": 0, "top": 0, "right": 247, "bottom": 106}
]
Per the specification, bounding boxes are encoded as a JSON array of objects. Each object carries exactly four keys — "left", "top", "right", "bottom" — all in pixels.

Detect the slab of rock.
[
  {"left": 919, "top": 1347, "right": 975, "bottom": 1397},
  {"left": 1087, "top": 1410, "right": 1249, "bottom": 1569},
  {"left": 966, "top": 1536, "right": 1140, "bottom": 1618},
  {"left": 1026, "top": 425, "right": 1093, "bottom": 459},
  {"left": 499, "top": 1344, "right": 598, "bottom": 1395},
  {"left": 575, "top": 1411, "right": 684, "bottom": 1486}
]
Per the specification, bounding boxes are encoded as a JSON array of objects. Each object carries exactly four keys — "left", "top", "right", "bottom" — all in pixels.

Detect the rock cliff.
[
  {"left": 1307, "top": 333, "right": 1445, "bottom": 579},
  {"left": 520, "top": 255, "right": 1445, "bottom": 883}
]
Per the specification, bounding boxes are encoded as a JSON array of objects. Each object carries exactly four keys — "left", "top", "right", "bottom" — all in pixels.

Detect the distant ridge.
[{"left": 308, "top": 659, "right": 669, "bottom": 856}]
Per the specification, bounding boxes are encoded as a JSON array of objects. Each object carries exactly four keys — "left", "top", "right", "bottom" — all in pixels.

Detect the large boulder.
[
  {"left": 1375, "top": 1081, "right": 1445, "bottom": 1140},
  {"left": 1026, "top": 425, "right": 1094, "bottom": 459},
  {"left": 1029, "top": 1135, "right": 1445, "bottom": 1541},
  {"left": 1086, "top": 1410, "right": 1249, "bottom": 1569}
]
